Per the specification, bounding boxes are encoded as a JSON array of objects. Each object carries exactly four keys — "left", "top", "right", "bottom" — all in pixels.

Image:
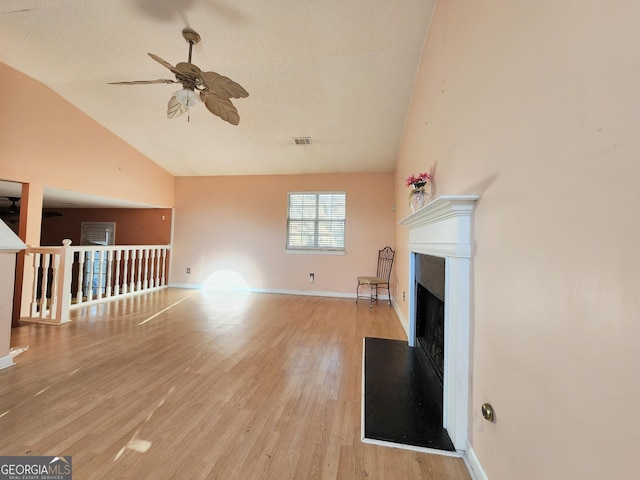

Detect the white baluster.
[
  {"left": 56, "top": 239, "right": 72, "bottom": 322},
  {"left": 96, "top": 250, "right": 104, "bottom": 300},
  {"left": 143, "top": 248, "right": 149, "bottom": 290},
  {"left": 160, "top": 248, "right": 167, "bottom": 286},
  {"left": 113, "top": 249, "right": 121, "bottom": 296},
  {"left": 149, "top": 248, "right": 157, "bottom": 288},
  {"left": 130, "top": 249, "right": 137, "bottom": 292},
  {"left": 122, "top": 249, "right": 129, "bottom": 295},
  {"left": 105, "top": 250, "right": 113, "bottom": 298},
  {"left": 85, "top": 250, "right": 95, "bottom": 301},
  {"left": 76, "top": 250, "right": 85, "bottom": 305},
  {"left": 49, "top": 253, "right": 60, "bottom": 320},
  {"left": 136, "top": 249, "right": 143, "bottom": 291}
]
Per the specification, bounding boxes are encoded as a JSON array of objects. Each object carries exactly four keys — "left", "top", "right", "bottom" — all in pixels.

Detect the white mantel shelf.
[
  {"left": 399, "top": 195, "right": 479, "bottom": 258},
  {"left": 399, "top": 194, "right": 479, "bottom": 453}
]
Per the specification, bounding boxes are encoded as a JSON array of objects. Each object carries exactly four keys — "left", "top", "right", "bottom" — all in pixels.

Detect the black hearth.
[
  {"left": 415, "top": 254, "right": 445, "bottom": 386},
  {"left": 361, "top": 253, "right": 453, "bottom": 452}
]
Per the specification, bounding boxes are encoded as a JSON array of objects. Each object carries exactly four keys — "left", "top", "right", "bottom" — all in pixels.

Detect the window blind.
[{"left": 287, "top": 192, "right": 345, "bottom": 250}]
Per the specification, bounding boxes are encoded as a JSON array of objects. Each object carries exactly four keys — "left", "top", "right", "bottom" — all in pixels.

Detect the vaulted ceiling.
[{"left": 1, "top": 0, "right": 434, "bottom": 180}]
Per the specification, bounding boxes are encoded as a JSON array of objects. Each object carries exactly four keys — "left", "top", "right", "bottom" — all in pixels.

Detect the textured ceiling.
[
  {"left": 1, "top": 0, "right": 434, "bottom": 179},
  {"left": 1, "top": 1, "right": 436, "bottom": 212}
]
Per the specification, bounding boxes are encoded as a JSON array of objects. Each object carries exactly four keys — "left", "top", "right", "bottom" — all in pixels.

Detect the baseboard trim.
[
  {"left": 0, "top": 354, "right": 14, "bottom": 371},
  {"left": 167, "top": 283, "right": 391, "bottom": 301},
  {"left": 463, "top": 441, "right": 489, "bottom": 480},
  {"left": 167, "top": 283, "right": 201, "bottom": 290},
  {"left": 391, "top": 299, "right": 409, "bottom": 339}
]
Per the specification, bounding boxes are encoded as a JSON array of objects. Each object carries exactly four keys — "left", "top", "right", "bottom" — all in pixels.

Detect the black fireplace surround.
[{"left": 415, "top": 254, "right": 445, "bottom": 385}]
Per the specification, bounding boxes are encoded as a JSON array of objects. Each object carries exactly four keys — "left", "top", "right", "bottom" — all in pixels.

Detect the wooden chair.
[{"left": 356, "top": 246, "right": 395, "bottom": 307}]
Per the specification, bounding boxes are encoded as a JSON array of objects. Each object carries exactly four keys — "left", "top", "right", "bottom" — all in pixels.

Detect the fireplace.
[
  {"left": 415, "top": 254, "right": 445, "bottom": 385},
  {"left": 399, "top": 195, "right": 478, "bottom": 452}
]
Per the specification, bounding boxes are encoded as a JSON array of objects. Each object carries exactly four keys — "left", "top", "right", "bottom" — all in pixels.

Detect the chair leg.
[
  {"left": 356, "top": 283, "right": 360, "bottom": 303},
  {"left": 369, "top": 285, "right": 375, "bottom": 308}
]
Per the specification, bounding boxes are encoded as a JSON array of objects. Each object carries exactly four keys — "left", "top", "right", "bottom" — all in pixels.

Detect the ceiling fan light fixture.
[
  {"left": 7, "top": 204, "right": 18, "bottom": 215},
  {"left": 175, "top": 87, "right": 201, "bottom": 109}
]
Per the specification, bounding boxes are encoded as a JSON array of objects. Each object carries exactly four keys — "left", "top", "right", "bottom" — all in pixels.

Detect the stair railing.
[{"left": 22, "top": 240, "right": 171, "bottom": 324}]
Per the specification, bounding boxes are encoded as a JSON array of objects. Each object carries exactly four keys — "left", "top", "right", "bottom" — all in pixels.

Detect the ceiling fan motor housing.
[{"left": 6, "top": 197, "right": 20, "bottom": 215}]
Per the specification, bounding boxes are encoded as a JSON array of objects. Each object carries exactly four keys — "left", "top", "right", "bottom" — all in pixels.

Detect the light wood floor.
[{"left": 1, "top": 289, "right": 471, "bottom": 479}]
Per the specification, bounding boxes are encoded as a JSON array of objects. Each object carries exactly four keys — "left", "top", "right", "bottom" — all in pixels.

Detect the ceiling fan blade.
[
  {"left": 109, "top": 79, "right": 178, "bottom": 85},
  {"left": 167, "top": 94, "right": 187, "bottom": 119},
  {"left": 148, "top": 53, "right": 182, "bottom": 76},
  {"left": 201, "top": 72, "right": 249, "bottom": 98},
  {"left": 201, "top": 91, "right": 240, "bottom": 125}
]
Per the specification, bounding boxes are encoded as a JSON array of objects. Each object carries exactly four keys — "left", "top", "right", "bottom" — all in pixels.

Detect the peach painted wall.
[
  {"left": 0, "top": 62, "right": 174, "bottom": 247},
  {"left": 40, "top": 208, "right": 172, "bottom": 246},
  {"left": 395, "top": 1, "right": 640, "bottom": 479},
  {"left": 172, "top": 173, "right": 395, "bottom": 295}
]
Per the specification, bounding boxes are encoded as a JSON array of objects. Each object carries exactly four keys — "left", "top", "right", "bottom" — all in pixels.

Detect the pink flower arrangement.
[{"left": 405, "top": 172, "right": 432, "bottom": 189}]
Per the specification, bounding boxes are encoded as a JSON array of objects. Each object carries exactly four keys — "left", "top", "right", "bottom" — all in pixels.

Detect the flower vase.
[{"left": 409, "top": 187, "right": 427, "bottom": 213}]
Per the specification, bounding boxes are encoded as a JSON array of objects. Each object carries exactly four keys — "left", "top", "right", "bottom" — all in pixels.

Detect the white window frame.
[
  {"left": 286, "top": 191, "right": 346, "bottom": 254},
  {"left": 80, "top": 222, "right": 116, "bottom": 246}
]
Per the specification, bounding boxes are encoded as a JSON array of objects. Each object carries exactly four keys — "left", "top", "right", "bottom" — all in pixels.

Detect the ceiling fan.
[
  {"left": 0, "top": 197, "right": 20, "bottom": 216},
  {"left": 0, "top": 197, "right": 63, "bottom": 224},
  {"left": 110, "top": 28, "right": 249, "bottom": 125}
]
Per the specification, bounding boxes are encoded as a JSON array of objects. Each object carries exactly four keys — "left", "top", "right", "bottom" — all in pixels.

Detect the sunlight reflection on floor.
[
  {"left": 113, "top": 386, "right": 176, "bottom": 462},
  {"left": 201, "top": 270, "right": 254, "bottom": 316}
]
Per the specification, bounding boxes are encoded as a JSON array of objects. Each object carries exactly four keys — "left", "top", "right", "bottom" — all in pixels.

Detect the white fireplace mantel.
[
  {"left": 399, "top": 194, "right": 479, "bottom": 453},
  {"left": 399, "top": 195, "right": 479, "bottom": 258}
]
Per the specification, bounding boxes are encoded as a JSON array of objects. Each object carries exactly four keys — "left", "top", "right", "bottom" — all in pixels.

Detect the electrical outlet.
[
  {"left": 186, "top": 267, "right": 191, "bottom": 274},
  {"left": 402, "top": 291, "right": 406, "bottom": 301},
  {"left": 309, "top": 273, "right": 314, "bottom": 283}
]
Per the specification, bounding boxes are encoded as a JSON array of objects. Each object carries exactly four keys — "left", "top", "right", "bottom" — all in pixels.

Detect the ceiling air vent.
[{"left": 293, "top": 137, "right": 312, "bottom": 145}]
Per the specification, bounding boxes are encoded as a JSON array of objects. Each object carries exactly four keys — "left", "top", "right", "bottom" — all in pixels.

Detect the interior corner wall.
[
  {"left": 394, "top": 1, "right": 640, "bottom": 479},
  {"left": 171, "top": 173, "right": 395, "bottom": 296}
]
